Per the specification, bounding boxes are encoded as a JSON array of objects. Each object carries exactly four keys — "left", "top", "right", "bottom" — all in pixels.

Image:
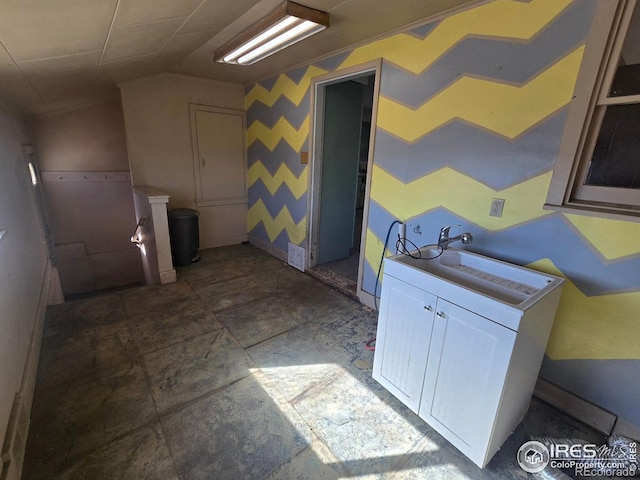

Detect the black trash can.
[{"left": 168, "top": 208, "right": 200, "bottom": 266}]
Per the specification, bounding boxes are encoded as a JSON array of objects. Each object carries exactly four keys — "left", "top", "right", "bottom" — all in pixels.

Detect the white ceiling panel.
[
  {"left": 0, "top": 79, "right": 47, "bottom": 116},
  {"left": 304, "top": 0, "right": 350, "bottom": 12},
  {"left": 114, "top": 0, "right": 202, "bottom": 28},
  {"left": 176, "top": 0, "right": 261, "bottom": 36},
  {"left": 97, "top": 55, "right": 163, "bottom": 84},
  {"left": 0, "top": 43, "right": 46, "bottom": 114},
  {"left": 102, "top": 19, "right": 186, "bottom": 63},
  {"left": 168, "top": 61, "right": 240, "bottom": 84},
  {"left": 18, "top": 51, "right": 101, "bottom": 87},
  {"left": 0, "top": 0, "right": 118, "bottom": 61},
  {"left": 158, "top": 32, "right": 219, "bottom": 58}
]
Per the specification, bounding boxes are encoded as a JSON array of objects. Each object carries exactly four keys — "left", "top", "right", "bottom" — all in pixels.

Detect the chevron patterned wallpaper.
[{"left": 246, "top": 0, "right": 640, "bottom": 428}]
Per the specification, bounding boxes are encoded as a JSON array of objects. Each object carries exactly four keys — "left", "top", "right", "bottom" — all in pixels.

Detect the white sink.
[{"left": 386, "top": 247, "right": 563, "bottom": 309}]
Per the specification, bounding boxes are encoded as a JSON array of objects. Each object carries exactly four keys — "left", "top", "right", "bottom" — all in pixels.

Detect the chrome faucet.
[{"left": 438, "top": 225, "right": 473, "bottom": 250}]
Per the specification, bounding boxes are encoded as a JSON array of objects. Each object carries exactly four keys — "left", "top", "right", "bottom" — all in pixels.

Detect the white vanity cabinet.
[{"left": 372, "top": 248, "right": 564, "bottom": 467}]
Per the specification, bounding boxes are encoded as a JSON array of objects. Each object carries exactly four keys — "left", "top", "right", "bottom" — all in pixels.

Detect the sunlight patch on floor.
[{"left": 250, "top": 363, "right": 441, "bottom": 478}]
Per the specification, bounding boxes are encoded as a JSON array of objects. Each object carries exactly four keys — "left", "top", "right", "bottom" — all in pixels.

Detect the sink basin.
[{"left": 388, "top": 247, "right": 562, "bottom": 307}]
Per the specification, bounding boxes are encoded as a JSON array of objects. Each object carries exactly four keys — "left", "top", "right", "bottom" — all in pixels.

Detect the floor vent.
[{"left": 287, "top": 243, "right": 305, "bottom": 271}]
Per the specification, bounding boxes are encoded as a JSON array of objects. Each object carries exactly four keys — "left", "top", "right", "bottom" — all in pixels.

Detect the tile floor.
[{"left": 23, "top": 244, "right": 604, "bottom": 479}]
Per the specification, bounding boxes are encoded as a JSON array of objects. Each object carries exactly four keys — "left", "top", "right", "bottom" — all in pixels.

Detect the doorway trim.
[{"left": 307, "top": 59, "right": 382, "bottom": 308}]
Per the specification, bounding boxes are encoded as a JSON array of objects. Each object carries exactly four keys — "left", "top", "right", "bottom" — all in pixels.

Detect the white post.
[{"left": 132, "top": 186, "right": 176, "bottom": 285}]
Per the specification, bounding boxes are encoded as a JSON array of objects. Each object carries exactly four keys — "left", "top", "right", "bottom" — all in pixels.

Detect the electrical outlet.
[{"left": 490, "top": 198, "right": 505, "bottom": 217}]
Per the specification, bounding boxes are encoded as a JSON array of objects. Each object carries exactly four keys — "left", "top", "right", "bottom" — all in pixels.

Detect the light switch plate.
[{"left": 490, "top": 198, "right": 505, "bottom": 217}]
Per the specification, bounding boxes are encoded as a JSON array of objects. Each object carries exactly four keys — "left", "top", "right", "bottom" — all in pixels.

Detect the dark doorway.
[{"left": 311, "top": 73, "right": 375, "bottom": 293}]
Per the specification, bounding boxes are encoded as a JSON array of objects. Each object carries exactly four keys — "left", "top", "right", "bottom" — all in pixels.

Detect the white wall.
[
  {"left": 120, "top": 74, "right": 248, "bottom": 249},
  {"left": 33, "top": 99, "right": 144, "bottom": 295},
  {"left": 0, "top": 106, "right": 48, "bottom": 459},
  {"left": 33, "top": 98, "right": 130, "bottom": 171}
]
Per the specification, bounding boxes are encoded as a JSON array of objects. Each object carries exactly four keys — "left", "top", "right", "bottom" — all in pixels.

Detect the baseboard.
[
  {"left": 159, "top": 268, "right": 177, "bottom": 285},
  {"left": 533, "top": 378, "right": 617, "bottom": 436},
  {"left": 46, "top": 265, "right": 64, "bottom": 305},
  {"left": 1, "top": 260, "right": 51, "bottom": 480},
  {"left": 357, "top": 289, "right": 375, "bottom": 310},
  {"left": 201, "top": 233, "right": 249, "bottom": 250},
  {"left": 613, "top": 417, "right": 640, "bottom": 443},
  {"left": 248, "top": 235, "right": 287, "bottom": 262}
]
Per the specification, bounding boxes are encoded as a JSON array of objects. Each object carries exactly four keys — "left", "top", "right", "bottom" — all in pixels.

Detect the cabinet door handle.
[
  {"left": 201, "top": 158, "right": 206, "bottom": 168},
  {"left": 436, "top": 311, "right": 445, "bottom": 318},
  {"left": 424, "top": 305, "right": 433, "bottom": 312}
]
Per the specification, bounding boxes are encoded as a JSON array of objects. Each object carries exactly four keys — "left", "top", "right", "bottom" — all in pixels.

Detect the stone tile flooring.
[{"left": 23, "top": 244, "right": 604, "bottom": 479}]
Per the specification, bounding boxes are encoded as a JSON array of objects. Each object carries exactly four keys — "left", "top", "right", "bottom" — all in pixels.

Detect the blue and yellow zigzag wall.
[{"left": 246, "top": 0, "right": 640, "bottom": 428}]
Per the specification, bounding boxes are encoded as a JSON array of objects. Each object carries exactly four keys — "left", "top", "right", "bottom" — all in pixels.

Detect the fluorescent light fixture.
[
  {"left": 223, "top": 17, "right": 298, "bottom": 63},
  {"left": 214, "top": 1, "right": 329, "bottom": 66}
]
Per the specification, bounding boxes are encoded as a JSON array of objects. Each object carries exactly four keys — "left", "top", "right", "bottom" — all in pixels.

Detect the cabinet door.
[
  {"left": 372, "top": 275, "right": 437, "bottom": 413},
  {"left": 418, "top": 299, "right": 516, "bottom": 466}
]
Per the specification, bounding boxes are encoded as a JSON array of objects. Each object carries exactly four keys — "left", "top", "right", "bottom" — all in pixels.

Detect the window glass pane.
[
  {"left": 609, "top": 64, "right": 640, "bottom": 97},
  {"left": 585, "top": 104, "right": 640, "bottom": 188},
  {"left": 609, "top": 3, "right": 640, "bottom": 97}
]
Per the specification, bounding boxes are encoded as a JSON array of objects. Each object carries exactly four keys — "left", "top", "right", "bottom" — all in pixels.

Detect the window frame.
[{"left": 545, "top": 0, "right": 640, "bottom": 221}]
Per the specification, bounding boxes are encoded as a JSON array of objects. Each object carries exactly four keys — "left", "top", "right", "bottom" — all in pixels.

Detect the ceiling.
[{"left": 0, "top": 0, "right": 476, "bottom": 117}]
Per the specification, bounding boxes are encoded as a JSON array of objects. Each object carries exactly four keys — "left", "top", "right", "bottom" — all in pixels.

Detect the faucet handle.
[{"left": 439, "top": 224, "right": 460, "bottom": 239}]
